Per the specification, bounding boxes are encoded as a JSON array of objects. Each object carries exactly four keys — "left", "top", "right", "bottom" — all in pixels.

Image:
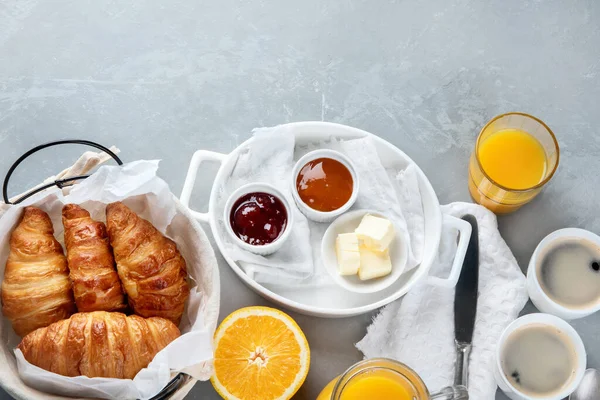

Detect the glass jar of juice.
[{"left": 317, "top": 358, "right": 468, "bottom": 400}]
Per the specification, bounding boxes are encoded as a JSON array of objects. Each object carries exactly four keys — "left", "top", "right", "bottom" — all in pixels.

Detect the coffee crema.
[
  {"left": 536, "top": 237, "right": 600, "bottom": 308},
  {"left": 501, "top": 324, "right": 577, "bottom": 396}
]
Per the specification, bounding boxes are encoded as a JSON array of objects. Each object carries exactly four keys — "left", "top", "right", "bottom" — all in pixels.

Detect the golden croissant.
[
  {"left": 2, "top": 206, "right": 76, "bottom": 337},
  {"left": 62, "top": 204, "right": 127, "bottom": 313},
  {"left": 106, "top": 202, "right": 189, "bottom": 325},
  {"left": 18, "top": 311, "right": 180, "bottom": 379}
]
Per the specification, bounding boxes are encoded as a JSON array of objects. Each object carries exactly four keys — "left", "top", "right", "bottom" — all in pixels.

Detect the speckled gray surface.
[{"left": 1, "top": 0, "right": 599, "bottom": 399}]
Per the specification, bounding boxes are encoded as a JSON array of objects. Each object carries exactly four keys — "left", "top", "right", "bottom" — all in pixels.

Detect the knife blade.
[{"left": 453, "top": 214, "right": 479, "bottom": 388}]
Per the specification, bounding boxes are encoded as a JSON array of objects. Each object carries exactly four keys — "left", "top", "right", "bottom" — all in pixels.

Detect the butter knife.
[{"left": 453, "top": 214, "right": 479, "bottom": 388}]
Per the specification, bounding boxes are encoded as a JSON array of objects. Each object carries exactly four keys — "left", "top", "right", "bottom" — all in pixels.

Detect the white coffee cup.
[
  {"left": 527, "top": 228, "right": 600, "bottom": 320},
  {"left": 494, "top": 313, "right": 586, "bottom": 400}
]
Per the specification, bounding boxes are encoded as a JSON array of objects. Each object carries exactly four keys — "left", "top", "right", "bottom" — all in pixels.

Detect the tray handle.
[
  {"left": 426, "top": 214, "right": 472, "bottom": 288},
  {"left": 180, "top": 150, "right": 227, "bottom": 223},
  {"left": 2, "top": 139, "right": 123, "bottom": 205}
]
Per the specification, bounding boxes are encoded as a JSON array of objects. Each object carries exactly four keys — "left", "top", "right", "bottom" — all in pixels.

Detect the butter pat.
[
  {"left": 354, "top": 214, "right": 395, "bottom": 252},
  {"left": 358, "top": 246, "right": 392, "bottom": 280},
  {"left": 335, "top": 233, "right": 360, "bottom": 275}
]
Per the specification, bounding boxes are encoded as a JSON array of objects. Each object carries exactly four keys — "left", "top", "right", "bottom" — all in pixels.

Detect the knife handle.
[{"left": 454, "top": 341, "right": 471, "bottom": 387}]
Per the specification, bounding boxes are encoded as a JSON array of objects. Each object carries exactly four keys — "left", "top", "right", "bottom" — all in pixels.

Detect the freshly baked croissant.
[
  {"left": 106, "top": 202, "right": 189, "bottom": 325},
  {"left": 18, "top": 311, "right": 180, "bottom": 379},
  {"left": 2, "top": 206, "right": 76, "bottom": 337},
  {"left": 62, "top": 204, "right": 127, "bottom": 313}
]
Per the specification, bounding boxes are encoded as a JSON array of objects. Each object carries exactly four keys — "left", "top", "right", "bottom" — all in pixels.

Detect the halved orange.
[{"left": 211, "top": 306, "right": 310, "bottom": 400}]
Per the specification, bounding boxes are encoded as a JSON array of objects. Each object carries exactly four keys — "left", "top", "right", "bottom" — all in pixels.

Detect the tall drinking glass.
[{"left": 468, "top": 112, "right": 559, "bottom": 214}]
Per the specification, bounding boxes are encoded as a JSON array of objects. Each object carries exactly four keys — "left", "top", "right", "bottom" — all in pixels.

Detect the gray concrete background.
[{"left": 1, "top": 0, "right": 599, "bottom": 399}]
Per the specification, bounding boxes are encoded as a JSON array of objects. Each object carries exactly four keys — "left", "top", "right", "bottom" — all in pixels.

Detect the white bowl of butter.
[{"left": 321, "top": 209, "right": 408, "bottom": 293}]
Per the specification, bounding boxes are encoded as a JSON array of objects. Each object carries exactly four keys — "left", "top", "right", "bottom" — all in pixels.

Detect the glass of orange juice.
[
  {"left": 317, "top": 358, "right": 468, "bottom": 400},
  {"left": 468, "top": 112, "right": 559, "bottom": 214}
]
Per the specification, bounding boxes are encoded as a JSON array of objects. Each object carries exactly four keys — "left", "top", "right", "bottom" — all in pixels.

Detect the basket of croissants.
[{"left": 0, "top": 141, "right": 220, "bottom": 400}]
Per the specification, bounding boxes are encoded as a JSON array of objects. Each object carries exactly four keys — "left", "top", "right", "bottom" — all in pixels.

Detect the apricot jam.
[
  {"left": 295, "top": 157, "right": 353, "bottom": 212},
  {"left": 230, "top": 192, "right": 287, "bottom": 246}
]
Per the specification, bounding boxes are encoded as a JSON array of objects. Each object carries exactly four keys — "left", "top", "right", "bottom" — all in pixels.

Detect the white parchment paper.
[{"left": 0, "top": 160, "right": 218, "bottom": 400}]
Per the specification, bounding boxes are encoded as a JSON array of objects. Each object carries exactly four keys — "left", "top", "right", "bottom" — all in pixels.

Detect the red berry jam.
[{"left": 230, "top": 192, "right": 288, "bottom": 246}]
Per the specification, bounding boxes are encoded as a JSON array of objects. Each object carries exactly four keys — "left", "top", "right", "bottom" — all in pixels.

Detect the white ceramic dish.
[
  {"left": 223, "top": 182, "right": 294, "bottom": 256},
  {"left": 494, "top": 313, "right": 586, "bottom": 400},
  {"left": 527, "top": 228, "right": 600, "bottom": 320},
  {"left": 180, "top": 121, "right": 472, "bottom": 318},
  {"left": 321, "top": 209, "right": 408, "bottom": 293},
  {"left": 291, "top": 149, "right": 359, "bottom": 223}
]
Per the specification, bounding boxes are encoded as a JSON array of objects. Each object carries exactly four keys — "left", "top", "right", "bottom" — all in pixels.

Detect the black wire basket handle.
[
  {"left": 2, "top": 139, "right": 123, "bottom": 205},
  {"left": 148, "top": 373, "right": 191, "bottom": 400}
]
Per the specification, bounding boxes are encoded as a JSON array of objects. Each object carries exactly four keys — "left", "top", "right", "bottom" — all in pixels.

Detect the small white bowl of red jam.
[
  {"left": 224, "top": 183, "right": 294, "bottom": 255},
  {"left": 291, "top": 149, "right": 359, "bottom": 223}
]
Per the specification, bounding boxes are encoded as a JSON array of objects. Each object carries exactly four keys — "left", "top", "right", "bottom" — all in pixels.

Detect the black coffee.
[
  {"left": 537, "top": 238, "right": 600, "bottom": 308},
  {"left": 501, "top": 324, "right": 577, "bottom": 396}
]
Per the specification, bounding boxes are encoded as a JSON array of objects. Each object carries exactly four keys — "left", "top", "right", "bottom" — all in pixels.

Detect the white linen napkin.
[
  {"left": 356, "top": 202, "right": 529, "bottom": 399},
  {"left": 214, "top": 125, "right": 425, "bottom": 286}
]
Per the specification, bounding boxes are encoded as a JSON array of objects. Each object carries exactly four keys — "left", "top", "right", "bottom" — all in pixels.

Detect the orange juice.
[
  {"left": 477, "top": 128, "right": 547, "bottom": 190},
  {"left": 317, "top": 370, "right": 414, "bottom": 400},
  {"left": 468, "top": 113, "right": 559, "bottom": 214}
]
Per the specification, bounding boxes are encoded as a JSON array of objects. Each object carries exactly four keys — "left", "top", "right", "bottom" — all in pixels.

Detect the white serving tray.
[{"left": 181, "top": 122, "right": 471, "bottom": 318}]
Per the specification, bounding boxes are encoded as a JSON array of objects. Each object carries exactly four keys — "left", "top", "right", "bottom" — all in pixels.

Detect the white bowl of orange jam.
[{"left": 291, "top": 149, "right": 359, "bottom": 223}]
